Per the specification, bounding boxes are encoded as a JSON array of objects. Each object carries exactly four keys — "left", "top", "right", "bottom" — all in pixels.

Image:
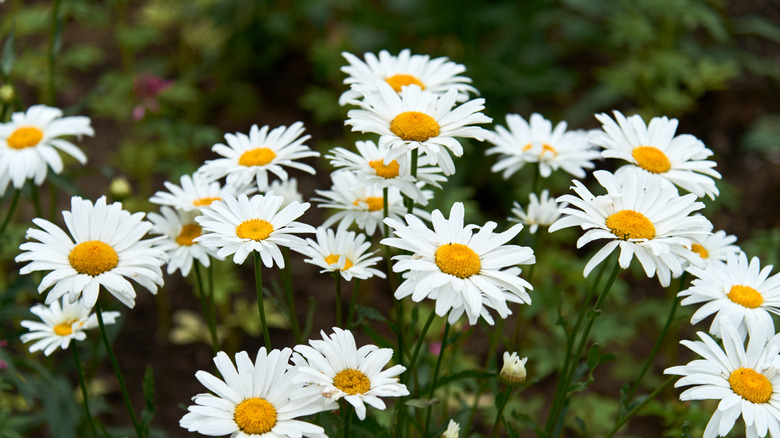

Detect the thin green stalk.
[
  {"left": 607, "top": 376, "right": 675, "bottom": 438},
  {"left": 346, "top": 279, "right": 360, "bottom": 330},
  {"left": 31, "top": 184, "right": 43, "bottom": 218},
  {"left": 624, "top": 272, "right": 688, "bottom": 406},
  {"left": 47, "top": 0, "right": 62, "bottom": 106},
  {"left": 282, "top": 248, "right": 302, "bottom": 343},
  {"left": 343, "top": 402, "right": 353, "bottom": 438},
  {"left": 395, "top": 308, "right": 437, "bottom": 438},
  {"left": 194, "top": 262, "right": 219, "bottom": 354},
  {"left": 72, "top": 346, "right": 99, "bottom": 438},
  {"left": 95, "top": 300, "right": 143, "bottom": 438},
  {"left": 424, "top": 321, "right": 450, "bottom": 437},
  {"left": 489, "top": 386, "right": 514, "bottom": 438},
  {"left": 0, "top": 188, "right": 21, "bottom": 236},
  {"left": 334, "top": 273, "right": 343, "bottom": 328},
  {"left": 406, "top": 149, "right": 419, "bottom": 214},
  {"left": 384, "top": 187, "right": 405, "bottom": 365},
  {"left": 253, "top": 252, "right": 271, "bottom": 350}
]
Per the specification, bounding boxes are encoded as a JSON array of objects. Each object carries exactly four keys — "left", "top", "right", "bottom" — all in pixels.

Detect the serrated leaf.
[
  {"left": 442, "top": 331, "right": 461, "bottom": 348},
  {"left": 575, "top": 417, "right": 588, "bottom": 436},
  {"left": 404, "top": 398, "right": 438, "bottom": 409},
  {"left": 586, "top": 344, "right": 600, "bottom": 370}
]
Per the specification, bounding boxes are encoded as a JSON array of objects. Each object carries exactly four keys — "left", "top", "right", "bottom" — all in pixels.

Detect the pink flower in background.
[{"left": 132, "top": 73, "right": 174, "bottom": 121}]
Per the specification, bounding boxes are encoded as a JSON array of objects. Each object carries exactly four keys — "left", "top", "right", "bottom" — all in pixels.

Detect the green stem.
[
  {"left": 47, "top": 0, "right": 62, "bottom": 106},
  {"left": 606, "top": 376, "right": 675, "bottom": 438},
  {"left": 72, "top": 346, "right": 99, "bottom": 438},
  {"left": 31, "top": 184, "right": 43, "bottom": 218},
  {"left": 334, "top": 273, "right": 343, "bottom": 328},
  {"left": 395, "top": 308, "right": 437, "bottom": 438},
  {"left": 282, "top": 248, "right": 302, "bottom": 343},
  {"left": 624, "top": 273, "right": 688, "bottom": 406},
  {"left": 490, "top": 386, "right": 514, "bottom": 438},
  {"left": 406, "top": 149, "right": 419, "bottom": 214},
  {"left": 0, "top": 189, "right": 21, "bottom": 236},
  {"left": 194, "top": 262, "right": 219, "bottom": 354},
  {"left": 424, "top": 321, "right": 450, "bottom": 437},
  {"left": 253, "top": 252, "right": 271, "bottom": 350},
  {"left": 343, "top": 402, "right": 353, "bottom": 438},
  {"left": 346, "top": 279, "right": 360, "bottom": 330},
  {"left": 95, "top": 300, "right": 143, "bottom": 438}
]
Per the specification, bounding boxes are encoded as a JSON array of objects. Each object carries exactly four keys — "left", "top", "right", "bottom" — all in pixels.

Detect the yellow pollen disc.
[
  {"left": 236, "top": 219, "right": 274, "bottom": 241},
  {"left": 691, "top": 243, "right": 709, "bottom": 259},
  {"left": 729, "top": 367, "right": 773, "bottom": 404},
  {"left": 238, "top": 147, "right": 277, "bottom": 167},
  {"left": 522, "top": 144, "right": 532, "bottom": 152},
  {"left": 541, "top": 143, "right": 558, "bottom": 157},
  {"left": 333, "top": 369, "right": 371, "bottom": 395},
  {"left": 53, "top": 322, "right": 74, "bottom": 336},
  {"left": 435, "top": 243, "right": 481, "bottom": 279},
  {"left": 353, "top": 196, "right": 384, "bottom": 212},
  {"left": 233, "top": 397, "right": 277, "bottom": 435},
  {"left": 632, "top": 146, "right": 671, "bottom": 174},
  {"left": 176, "top": 224, "right": 202, "bottom": 246},
  {"left": 325, "top": 254, "right": 354, "bottom": 270},
  {"left": 385, "top": 74, "right": 425, "bottom": 92},
  {"left": 369, "top": 159, "right": 400, "bottom": 179},
  {"left": 68, "top": 241, "right": 119, "bottom": 276},
  {"left": 606, "top": 210, "right": 656, "bottom": 240},
  {"left": 727, "top": 285, "right": 763, "bottom": 309},
  {"left": 192, "top": 196, "right": 221, "bottom": 207},
  {"left": 390, "top": 111, "right": 440, "bottom": 142},
  {"left": 7, "top": 126, "right": 44, "bottom": 150}
]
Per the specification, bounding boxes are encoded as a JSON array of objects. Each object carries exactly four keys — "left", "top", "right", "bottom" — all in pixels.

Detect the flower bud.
[
  {"left": 442, "top": 419, "right": 459, "bottom": 438},
  {"left": 109, "top": 176, "right": 132, "bottom": 200},
  {"left": 0, "top": 84, "right": 14, "bottom": 103},
  {"left": 500, "top": 351, "right": 527, "bottom": 386}
]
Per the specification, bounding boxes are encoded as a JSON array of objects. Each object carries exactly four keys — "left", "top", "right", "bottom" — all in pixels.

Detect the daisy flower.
[
  {"left": 591, "top": 110, "right": 721, "bottom": 199},
  {"left": 180, "top": 347, "right": 328, "bottom": 438},
  {"left": 687, "top": 229, "right": 741, "bottom": 270},
  {"left": 148, "top": 206, "right": 222, "bottom": 276},
  {"left": 20, "top": 297, "right": 120, "bottom": 356},
  {"left": 510, "top": 190, "right": 567, "bottom": 234},
  {"left": 297, "top": 227, "right": 385, "bottom": 281},
  {"left": 345, "top": 82, "right": 493, "bottom": 175},
  {"left": 263, "top": 177, "right": 303, "bottom": 208},
  {"left": 326, "top": 139, "right": 446, "bottom": 205},
  {"left": 313, "top": 170, "right": 431, "bottom": 236},
  {"left": 680, "top": 252, "right": 780, "bottom": 343},
  {"left": 195, "top": 193, "right": 314, "bottom": 266},
  {"left": 0, "top": 105, "right": 94, "bottom": 192},
  {"left": 665, "top": 324, "right": 780, "bottom": 438},
  {"left": 149, "top": 173, "right": 244, "bottom": 212},
  {"left": 16, "top": 196, "right": 166, "bottom": 309},
  {"left": 548, "top": 169, "right": 712, "bottom": 287},
  {"left": 197, "top": 122, "right": 319, "bottom": 191},
  {"left": 292, "top": 327, "right": 409, "bottom": 421},
  {"left": 486, "top": 113, "right": 600, "bottom": 179},
  {"left": 382, "top": 202, "right": 535, "bottom": 325},
  {"left": 338, "top": 49, "right": 477, "bottom": 106}
]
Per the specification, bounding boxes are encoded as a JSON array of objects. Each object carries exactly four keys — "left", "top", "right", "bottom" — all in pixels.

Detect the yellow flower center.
[
  {"left": 727, "top": 285, "right": 763, "bottom": 309},
  {"left": 606, "top": 210, "right": 655, "bottom": 240},
  {"left": 632, "top": 146, "right": 671, "bottom": 174},
  {"left": 385, "top": 74, "right": 425, "bottom": 92},
  {"left": 236, "top": 219, "right": 274, "bottom": 241},
  {"left": 192, "top": 196, "right": 221, "bottom": 207},
  {"left": 233, "top": 397, "right": 277, "bottom": 435},
  {"left": 435, "top": 243, "right": 481, "bottom": 279},
  {"left": 68, "top": 241, "right": 119, "bottom": 276},
  {"left": 390, "top": 111, "right": 440, "bottom": 142},
  {"left": 691, "top": 243, "right": 709, "bottom": 259},
  {"left": 53, "top": 322, "right": 74, "bottom": 336},
  {"left": 238, "top": 147, "right": 277, "bottom": 167},
  {"left": 325, "top": 254, "right": 354, "bottom": 271},
  {"left": 176, "top": 224, "right": 202, "bottom": 246},
  {"left": 369, "top": 159, "right": 400, "bottom": 179},
  {"left": 7, "top": 126, "right": 44, "bottom": 150},
  {"left": 353, "top": 197, "right": 384, "bottom": 212},
  {"left": 540, "top": 143, "right": 557, "bottom": 157},
  {"left": 729, "top": 367, "right": 773, "bottom": 404},
  {"left": 333, "top": 368, "right": 371, "bottom": 395}
]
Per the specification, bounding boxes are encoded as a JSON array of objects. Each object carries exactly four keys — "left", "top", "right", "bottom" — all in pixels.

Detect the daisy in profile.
[
  {"left": 148, "top": 206, "right": 222, "bottom": 276},
  {"left": 326, "top": 139, "right": 446, "bottom": 205},
  {"left": 510, "top": 190, "right": 566, "bottom": 234},
  {"left": 197, "top": 122, "right": 318, "bottom": 191},
  {"left": 382, "top": 202, "right": 535, "bottom": 325},
  {"left": 486, "top": 113, "right": 600, "bottom": 179},
  {"left": 591, "top": 110, "right": 721, "bottom": 199},
  {"left": 195, "top": 193, "right": 314, "bottom": 266},
  {"left": 20, "top": 297, "right": 120, "bottom": 356},
  {"left": 0, "top": 105, "right": 94, "bottom": 192},
  {"left": 314, "top": 170, "right": 431, "bottom": 236},
  {"left": 346, "top": 82, "right": 492, "bottom": 175},
  {"left": 548, "top": 169, "right": 712, "bottom": 287},
  {"left": 16, "top": 196, "right": 166, "bottom": 309},
  {"left": 297, "top": 227, "right": 385, "bottom": 281},
  {"left": 665, "top": 324, "right": 780, "bottom": 438},
  {"left": 292, "top": 327, "right": 409, "bottom": 421},
  {"left": 180, "top": 348, "right": 328, "bottom": 438},
  {"left": 680, "top": 252, "right": 780, "bottom": 343},
  {"left": 149, "top": 173, "right": 243, "bottom": 212},
  {"left": 687, "top": 229, "right": 741, "bottom": 270},
  {"left": 338, "top": 49, "right": 477, "bottom": 106}
]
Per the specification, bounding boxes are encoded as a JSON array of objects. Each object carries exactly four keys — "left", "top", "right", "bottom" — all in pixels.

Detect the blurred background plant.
[{"left": 0, "top": 0, "right": 778, "bottom": 436}]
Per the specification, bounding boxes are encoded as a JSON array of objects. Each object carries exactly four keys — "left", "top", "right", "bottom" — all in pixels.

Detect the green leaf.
[
  {"left": 586, "top": 344, "right": 600, "bottom": 370},
  {"left": 575, "top": 416, "right": 588, "bottom": 436},
  {"left": 442, "top": 331, "right": 461, "bottom": 348},
  {"left": 1, "top": 23, "right": 14, "bottom": 78},
  {"left": 140, "top": 366, "right": 156, "bottom": 435},
  {"left": 404, "top": 398, "right": 438, "bottom": 409}
]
